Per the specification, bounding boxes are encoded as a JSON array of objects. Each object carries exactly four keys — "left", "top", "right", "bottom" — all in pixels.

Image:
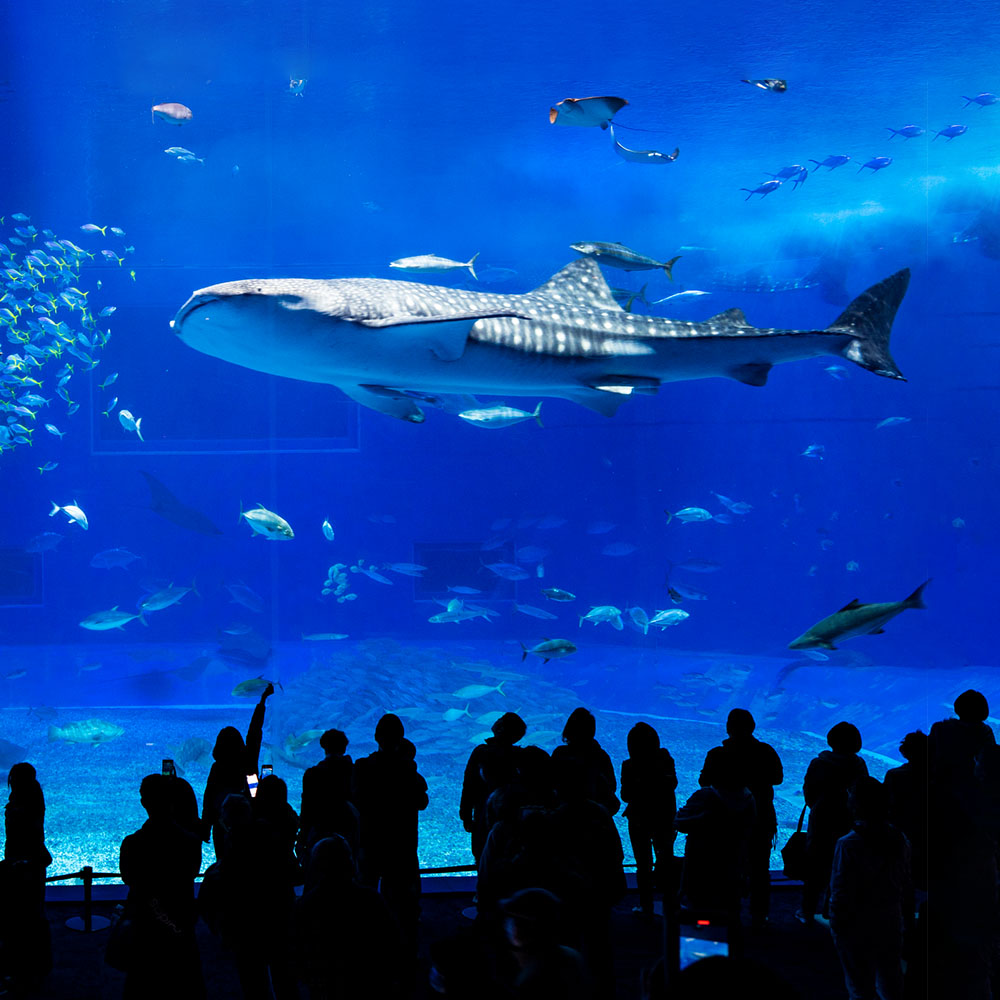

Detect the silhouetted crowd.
[{"left": 1, "top": 684, "right": 997, "bottom": 998}]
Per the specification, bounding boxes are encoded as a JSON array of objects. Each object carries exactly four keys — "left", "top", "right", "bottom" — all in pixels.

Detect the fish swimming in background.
[
  {"left": 886, "top": 124, "right": 925, "bottom": 140},
  {"left": 458, "top": 402, "right": 543, "bottom": 428},
  {"left": 484, "top": 562, "right": 531, "bottom": 581},
  {"left": 649, "top": 609, "right": 690, "bottom": 628},
  {"left": 140, "top": 582, "right": 197, "bottom": 612},
  {"left": 225, "top": 581, "right": 265, "bottom": 613},
  {"left": 50, "top": 500, "right": 88, "bottom": 529},
  {"left": 858, "top": 156, "right": 893, "bottom": 172},
  {"left": 90, "top": 548, "right": 142, "bottom": 570},
  {"left": 667, "top": 507, "right": 713, "bottom": 523},
  {"left": 962, "top": 93, "right": 998, "bottom": 108},
  {"left": 390, "top": 254, "right": 479, "bottom": 279},
  {"left": 301, "top": 633, "right": 348, "bottom": 641},
  {"left": 711, "top": 491, "right": 752, "bottom": 514},
  {"left": 48, "top": 719, "right": 124, "bottom": 745},
  {"left": 809, "top": 154, "right": 851, "bottom": 171},
  {"left": 80, "top": 224, "right": 107, "bottom": 235},
  {"left": 241, "top": 504, "right": 294, "bottom": 540},
  {"left": 570, "top": 242, "right": 681, "bottom": 278},
  {"left": 609, "top": 126, "right": 678, "bottom": 164},
  {"left": 652, "top": 290, "right": 711, "bottom": 305},
  {"left": 549, "top": 95, "right": 627, "bottom": 128},
  {"left": 611, "top": 285, "right": 650, "bottom": 312},
  {"left": 788, "top": 580, "right": 930, "bottom": 650},
  {"left": 934, "top": 124, "right": 968, "bottom": 140},
  {"left": 231, "top": 676, "right": 275, "bottom": 697},
  {"left": 741, "top": 78, "right": 787, "bottom": 92},
  {"left": 151, "top": 102, "right": 193, "bottom": 124},
  {"left": 24, "top": 531, "right": 63, "bottom": 553},
  {"left": 321, "top": 519, "right": 335, "bottom": 541},
  {"left": 520, "top": 638, "right": 577, "bottom": 662},
  {"left": 118, "top": 409, "right": 143, "bottom": 441},
  {"left": 171, "top": 259, "right": 910, "bottom": 422},
  {"left": 288, "top": 78, "right": 307, "bottom": 97},
  {"left": 515, "top": 603, "right": 558, "bottom": 620},
  {"left": 79, "top": 607, "right": 145, "bottom": 631},
  {"left": 140, "top": 470, "right": 223, "bottom": 536},
  {"left": 875, "top": 416, "right": 911, "bottom": 429},
  {"left": 801, "top": 444, "right": 825, "bottom": 459},
  {"left": 741, "top": 179, "right": 783, "bottom": 200}
]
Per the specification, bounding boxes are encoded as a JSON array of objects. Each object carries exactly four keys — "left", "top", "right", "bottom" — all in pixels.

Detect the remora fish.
[
  {"left": 171, "top": 259, "right": 910, "bottom": 422},
  {"left": 788, "top": 579, "right": 930, "bottom": 650}
]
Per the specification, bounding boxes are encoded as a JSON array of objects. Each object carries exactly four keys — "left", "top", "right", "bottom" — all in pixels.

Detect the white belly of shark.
[{"left": 171, "top": 259, "right": 910, "bottom": 422}]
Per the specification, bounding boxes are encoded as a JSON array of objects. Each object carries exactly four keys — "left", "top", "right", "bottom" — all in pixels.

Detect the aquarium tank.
[{"left": 0, "top": 0, "right": 994, "bottom": 881}]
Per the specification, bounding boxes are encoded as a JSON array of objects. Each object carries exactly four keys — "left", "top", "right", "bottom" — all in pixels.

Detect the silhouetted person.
[
  {"left": 217, "top": 777, "right": 300, "bottom": 999},
  {"left": 168, "top": 774, "right": 202, "bottom": 840},
  {"left": 352, "top": 715, "right": 428, "bottom": 946},
  {"left": 550, "top": 764, "right": 624, "bottom": 997},
  {"left": 293, "top": 835, "right": 403, "bottom": 999},
  {"left": 929, "top": 689, "right": 996, "bottom": 785},
  {"left": 119, "top": 773, "right": 204, "bottom": 1000},
  {"left": 1, "top": 762, "right": 52, "bottom": 994},
  {"left": 551, "top": 708, "right": 619, "bottom": 816},
  {"left": 676, "top": 748, "right": 755, "bottom": 918},
  {"left": 202, "top": 682, "right": 274, "bottom": 856},
  {"left": 621, "top": 721, "right": 677, "bottom": 916},
  {"left": 884, "top": 731, "right": 928, "bottom": 892},
  {"left": 699, "top": 709, "right": 783, "bottom": 924},
  {"left": 829, "top": 777, "right": 910, "bottom": 1000},
  {"left": 499, "top": 888, "right": 590, "bottom": 1000},
  {"left": 460, "top": 712, "right": 526, "bottom": 863},
  {"left": 297, "top": 729, "right": 358, "bottom": 860},
  {"left": 798, "top": 721, "right": 868, "bottom": 923}
]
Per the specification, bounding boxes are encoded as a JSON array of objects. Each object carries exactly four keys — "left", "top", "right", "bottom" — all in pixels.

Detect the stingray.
[{"left": 140, "top": 471, "right": 222, "bottom": 536}]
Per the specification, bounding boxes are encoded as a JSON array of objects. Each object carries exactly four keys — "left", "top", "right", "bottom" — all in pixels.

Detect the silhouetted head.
[
  {"left": 627, "top": 721, "right": 660, "bottom": 757},
  {"left": 827, "top": 721, "right": 862, "bottom": 754},
  {"left": 319, "top": 728, "right": 348, "bottom": 755},
  {"left": 307, "top": 835, "right": 355, "bottom": 888},
  {"left": 492, "top": 712, "right": 527, "bottom": 744},
  {"left": 955, "top": 689, "right": 989, "bottom": 723},
  {"left": 516, "top": 745, "right": 553, "bottom": 801},
  {"left": 849, "top": 776, "right": 888, "bottom": 823},
  {"left": 255, "top": 774, "right": 287, "bottom": 813},
  {"left": 726, "top": 708, "right": 756, "bottom": 737},
  {"left": 561, "top": 707, "right": 596, "bottom": 744},
  {"left": 139, "top": 773, "right": 173, "bottom": 819},
  {"left": 374, "top": 713, "right": 405, "bottom": 749},
  {"left": 501, "top": 887, "right": 563, "bottom": 949},
  {"left": 213, "top": 725, "right": 245, "bottom": 762},
  {"left": 899, "top": 730, "right": 927, "bottom": 763},
  {"left": 7, "top": 762, "right": 43, "bottom": 811},
  {"left": 702, "top": 748, "right": 743, "bottom": 790},
  {"left": 221, "top": 792, "right": 253, "bottom": 834}
]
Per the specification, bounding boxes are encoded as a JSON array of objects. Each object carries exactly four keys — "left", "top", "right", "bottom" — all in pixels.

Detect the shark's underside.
[{"left": 171, "top": 259, "right": 910, "bottom": 421}]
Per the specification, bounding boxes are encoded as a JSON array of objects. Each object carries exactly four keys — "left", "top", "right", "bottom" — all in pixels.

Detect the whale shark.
[{"left": 171, "top": 259, "right": 910, "bottom": 422}]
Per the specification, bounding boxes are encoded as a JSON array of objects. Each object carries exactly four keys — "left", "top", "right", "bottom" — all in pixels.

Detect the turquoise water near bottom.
[{"left": 1, "top": 638, "right": 984, "bottom": 880}]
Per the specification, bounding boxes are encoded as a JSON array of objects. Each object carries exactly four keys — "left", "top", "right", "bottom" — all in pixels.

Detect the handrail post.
[{"left": 65, "top": 865, "right": 111, "bottom": 933}]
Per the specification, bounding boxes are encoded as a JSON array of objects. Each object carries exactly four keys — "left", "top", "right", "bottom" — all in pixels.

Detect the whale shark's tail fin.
[{"left": 827, "top": 268, "right": 910, "bottom": 380}]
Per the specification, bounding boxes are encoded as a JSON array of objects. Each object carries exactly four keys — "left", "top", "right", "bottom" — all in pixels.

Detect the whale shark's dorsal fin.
[
  {"left": 709, "top": 307, "right": 749, "bottom": 326},
  {"left": 528, "top": 259, "right": 623, "bottom": 311}
]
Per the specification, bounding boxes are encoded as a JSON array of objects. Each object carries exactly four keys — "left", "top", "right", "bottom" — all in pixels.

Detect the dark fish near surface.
[
  {"left": 141, "top": 471, "right": 222, "bottom": 536},
  {"left": 809, "top": 155, "right": 851, "bottom": 171},
  {"left": 610, "top": 126, "right": 678, "bottom": 164},
  {"left": 172, "top": 259, "right": 910, "bottom": 422},
  {"left": 741, "top": 78, "right": 787, "bottom": 92},
  {"left": 789, "top": 580, "right": 929, "bottom": 650},
  {"left": 571, "top": 242, "right": 681, "bottom": 277}
]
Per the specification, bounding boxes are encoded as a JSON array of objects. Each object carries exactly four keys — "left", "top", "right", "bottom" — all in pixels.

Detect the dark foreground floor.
[{"left": 16, "top": 883, "right": 850, "bottom": 1000}]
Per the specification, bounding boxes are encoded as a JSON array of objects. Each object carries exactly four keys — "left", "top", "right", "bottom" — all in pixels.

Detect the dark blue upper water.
[{"left": 1, "top": 0, "right": 996, "bottom": 872}]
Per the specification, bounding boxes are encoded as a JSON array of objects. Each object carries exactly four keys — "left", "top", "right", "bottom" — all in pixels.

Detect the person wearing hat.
[
  {"left": 500, "top": 888, "right": 590, "bottom": 999},
  {"left": 297, "top": 728, "right": 359, "bottom": 860},
  {"left": 460, "top": 712, "right": 527, "bottom": 864}
]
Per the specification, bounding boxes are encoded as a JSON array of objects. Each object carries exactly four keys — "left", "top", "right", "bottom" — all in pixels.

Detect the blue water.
[{"left": 1, "top": 0, "right": 996, "bottom": 874}]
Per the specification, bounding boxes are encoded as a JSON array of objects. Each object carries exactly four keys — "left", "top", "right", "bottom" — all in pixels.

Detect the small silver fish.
[{"left": 389, "top": 253, "right": 479, "bottom": 279}]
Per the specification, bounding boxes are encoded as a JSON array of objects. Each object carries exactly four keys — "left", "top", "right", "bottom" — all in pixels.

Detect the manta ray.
[{"left": 171, "top": 259, "right": 910, "bottom": 422}]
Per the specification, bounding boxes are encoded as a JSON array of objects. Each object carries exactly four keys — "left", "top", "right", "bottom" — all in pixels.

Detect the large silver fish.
[{"left": 171, "top": 259, "right": 910, "bottom": 422}]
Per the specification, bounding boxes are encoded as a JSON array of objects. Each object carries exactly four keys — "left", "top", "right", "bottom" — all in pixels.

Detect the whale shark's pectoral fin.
[
  {"left": 728, "top": 362, "right": 773, "bottom": 386},
  {"left": 564, "top": 387, "right": 632, "bottom": 416},
  {"left": 585, "top": 375, "right": 661, "bottom": 395},
  {"left": 346, "top": 318, "right": 480, "bottom": 361},
  {"left": 340, "top": 384, "right": 425, "bottom": 422}
]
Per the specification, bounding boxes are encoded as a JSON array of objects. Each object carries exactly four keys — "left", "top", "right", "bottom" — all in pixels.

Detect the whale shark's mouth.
[{"left": 170, "top": 292, "right": 220, "bottom": 334}]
